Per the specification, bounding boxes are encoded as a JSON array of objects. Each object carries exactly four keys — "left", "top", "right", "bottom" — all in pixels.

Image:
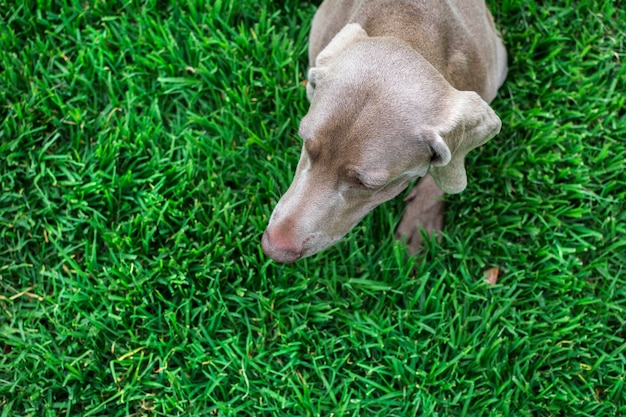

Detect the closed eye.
[
  {"left": 347, "top": 175, "right": 382, "bottom": 191},
  {"left": 344, "top": 168, "right": 387, "bottom": 191},
  {"left": 349, "top": 177, "right": 367, "bottom": 189}
]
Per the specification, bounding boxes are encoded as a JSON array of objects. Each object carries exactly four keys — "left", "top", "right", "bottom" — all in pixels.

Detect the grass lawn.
[{"left": 1, "top": 0, "right": 625, "bottom": 415}]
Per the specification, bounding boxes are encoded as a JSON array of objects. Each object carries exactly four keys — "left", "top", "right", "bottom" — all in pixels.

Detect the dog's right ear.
[
  {"left": 307, "top": 23, "right": 368, "bottom": 101},
  {"left": 428, "top": 91, "right": 502, "bottom": 194}
]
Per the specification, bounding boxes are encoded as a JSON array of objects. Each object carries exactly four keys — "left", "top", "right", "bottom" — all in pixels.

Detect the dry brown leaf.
[{"left": 483, "top": 267, "right": 499, "bottom": 285}]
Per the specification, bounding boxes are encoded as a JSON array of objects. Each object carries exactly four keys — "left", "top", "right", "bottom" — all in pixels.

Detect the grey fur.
[{"left": 263, "top": 0, "right": 507, "bottom": 263}]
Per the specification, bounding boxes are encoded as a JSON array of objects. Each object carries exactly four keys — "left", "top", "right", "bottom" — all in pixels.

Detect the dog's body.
[{"left": 263, "top": 0, "right": 507, "bottom": 263}]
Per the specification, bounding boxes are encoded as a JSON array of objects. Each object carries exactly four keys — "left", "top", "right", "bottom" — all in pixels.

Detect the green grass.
[{"left": 1, "top": 0, "right": 625, "bottom": 415}]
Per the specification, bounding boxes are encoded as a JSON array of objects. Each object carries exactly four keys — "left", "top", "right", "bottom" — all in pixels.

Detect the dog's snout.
[{"left": 262, "top": 227, "right": 303, "bottom": 263}]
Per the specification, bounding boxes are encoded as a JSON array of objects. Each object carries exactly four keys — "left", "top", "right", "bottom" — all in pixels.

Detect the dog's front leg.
[{"left": 395, "top": 174, "right": 445, "bottom": 254}]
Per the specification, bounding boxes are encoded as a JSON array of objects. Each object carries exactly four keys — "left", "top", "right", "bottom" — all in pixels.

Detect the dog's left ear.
[
  {"left": 428, "top": 91, "right": 502, "bottom": 194},
  {"left": 307, "top": 23, "right": 368, "bottom": 100}
]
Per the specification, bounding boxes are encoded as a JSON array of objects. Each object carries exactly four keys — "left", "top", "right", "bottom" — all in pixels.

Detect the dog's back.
[{"left": 310, "top": 0, "right": 507, "bottom": 102}]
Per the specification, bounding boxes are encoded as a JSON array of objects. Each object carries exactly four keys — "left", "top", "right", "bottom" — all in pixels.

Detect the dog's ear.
[
  {"left": 315, "top": 23, "right": 368, "bottom": 67},
  {"left": 428, "top": 91, "right": 502, "bottom": 194},
  {"left": 307, "top": 23, "right": 368, "bottom": 100}
]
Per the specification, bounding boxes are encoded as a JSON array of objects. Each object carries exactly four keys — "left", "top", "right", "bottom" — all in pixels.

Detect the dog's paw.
[{"left": 395, "top": 174, "right": 445, "bottom": 254}]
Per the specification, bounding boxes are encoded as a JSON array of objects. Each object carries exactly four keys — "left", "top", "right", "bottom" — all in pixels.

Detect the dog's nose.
[{"left": 262, "top": 228, "right": 302, "bottom": 263}]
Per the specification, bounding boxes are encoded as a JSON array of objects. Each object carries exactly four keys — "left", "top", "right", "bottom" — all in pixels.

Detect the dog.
[{"left": 262, "top": 0, "right": 507, "bottom": 263}]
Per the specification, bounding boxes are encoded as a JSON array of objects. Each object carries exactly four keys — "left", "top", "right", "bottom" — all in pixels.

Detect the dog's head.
[{"left": 262, "top": 24, "right": 501, "bottom": 263}]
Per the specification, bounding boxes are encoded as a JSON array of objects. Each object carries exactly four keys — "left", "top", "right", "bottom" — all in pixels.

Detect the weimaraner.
[{"left": 262, "top": 0, "right": 507, "bottom": 263}]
